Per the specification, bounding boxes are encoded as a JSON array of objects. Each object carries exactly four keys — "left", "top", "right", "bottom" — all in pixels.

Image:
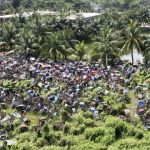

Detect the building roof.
[
  {"left": 66, "top": 13, "right": 102, "bottom": 20},
  {"left": 0, "top": 10, "right": 101, "bottom": 20},
  {"left": 0, "top": 10, "right": 58, "bottom": 19}
]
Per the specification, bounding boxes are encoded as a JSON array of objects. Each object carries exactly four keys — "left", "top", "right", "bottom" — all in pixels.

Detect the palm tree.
[
  {"left": 1, "top": 23, "right": 17, "bottom": 50},
  {"left": 138, "top": 8, "right": 150, "bottom": 25},
  {"left": 41, "top": 33, "right": 69, "bottom": 61},
  {"left": 122, "top": 20, "right": 142, "bottom": 65},
  {"left": 14, "top": 28, "right": 37, "bottom": 57},
  {"left": 142, "top": 39, "right": 150, "bottom": 66},
  {"left": 72, "top": 41, "right": 87, "bottom": 60},
  {"left": 0, "top": 0, "right": 4, "bottom": 15},
  {"left": 92, "top": 28, "right": 120, "bottom": 66}
]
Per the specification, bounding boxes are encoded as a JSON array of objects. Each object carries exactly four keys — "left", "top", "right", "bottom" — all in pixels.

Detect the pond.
[{"left": 121, "top": 49, "right": 144, "bottom": 63}]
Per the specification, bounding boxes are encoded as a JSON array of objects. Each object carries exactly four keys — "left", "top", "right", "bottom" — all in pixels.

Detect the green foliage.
[
  {"left": 16, "top": 132, "right": 37, "bottom": 143},
  {"left": 63, "top": 123, "right": 71, "bottom": 134},
  {"left": 61, "top": 110, "right": 72, "bottom": 123},
  {"left": 12, "top": 0, "right": 20, "bottom": 9},
  {"left": 59, "top": 135, "right": 75, "bottom": 147},
  {"left": 43, "top": 124, "right": 50, "bottom": 133},
  {"left": 1, "top": 80, "right": 31, "bottom": 89},
  {"left": 14, "top": 142, "right": 38, "bottom": 150},
  {"left": 70, "top": 142, "right": 106, "bottom": 150},
  {"left": 73, "top": 111, "right": 84, "bottom": 124},
  {"left": 85, "top": 127, "right": 105, "bottom": 141},
  {"left": 35, "top": 138, "right": 45, "bottom": 147},
  {"left": 0, "top": 2, "right": 149, "bottom": 150},
  {"left": 82, "top": 111, "right": 93, "bottom": 119},
  {"left": 40, "top": 146, "right": 66, "bottom": 150},
  {"left": 83, "top": 118, "right": 95, "bottom": 127},
  {"left": 109, "top": 138, "right": 138, "bottom": 150}
]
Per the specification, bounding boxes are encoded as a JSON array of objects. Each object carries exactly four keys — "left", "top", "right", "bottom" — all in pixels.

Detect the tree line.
[{"left": 0, "top": 7, "right": 149, "bottom": 65}]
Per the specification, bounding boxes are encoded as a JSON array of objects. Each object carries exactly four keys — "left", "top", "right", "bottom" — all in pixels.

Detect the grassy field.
[
  {"left": 6, "top": 107, "right": 40, "bottom": 125},
  {"left": 127, "top": 91, "right": 137, "bottom": 118}
]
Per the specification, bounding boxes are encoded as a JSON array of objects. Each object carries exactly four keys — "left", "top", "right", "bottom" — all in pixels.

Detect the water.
[{"left": 121, "top": 49, "right": 144, "bottom": 63}]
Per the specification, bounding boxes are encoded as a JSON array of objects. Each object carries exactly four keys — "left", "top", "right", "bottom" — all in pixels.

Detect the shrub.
[
  {"left": 35, "top": 138, "right": 45, "bottom": 147},
  {"left": 13, "top": 118, "right": 22, "bottom": 128},
  {"left": 127, "top": 126, "right": 137, "bottom": 137},
  {"left": 83, "top": 118, "right": 95, "bottom": 127},
  {"left": 135, "top": 130, "right": 144, "bottom": 139},
  {"left": 40, "top": 146, "right": 66, "bottom": 150},
  {"left": 78, "top": 124, "right": 86, "bottom": 134},
  {"left": 16, "top": 132, "right": 37, "bottom": 143},
  {"left": 105, "top": 116, "right": 127, "bottom": 138},
  {"left": 70, "top": 142, "right": 107, "bottom": 150},
  {"left": 73, "top": 112, "right": 84, "bottom": 124},
  {"left": 16, "top": 142, "right": 38, "bottom": 150},
  {"left": 83, "top": 111, "right": 93, "bottom": 119},
  {"left": 85, "top": 127, "right": 105, "bottom": 141},
  {"left": 43, "top": 133, "right": 55, "bottom": 144},
  {"left": 115, "top": 124, "right": 124, "bottom": 139},
  {"left": 59, "top": 135, "right": 75, "bottom": 147},
  {"left": 61, "top": 110, "right": 72, "bottom": 123},
  {"left": 63, "top": 123, "right": 70, "bottom": 134},
  {"left": 70, "top": 127, "right": 81, "bottom": 135},
  {"left": 43, "top": 124, "right": 50, "bottom": 133},
  {"left": 114, "top": 138, "right": 138, "bottom": 149},
  {"left": 99, "top": 128, "right": 115, "bottom": 145},
  {"left": 43, "top": 131, "right": 62, "bottom": 145}
]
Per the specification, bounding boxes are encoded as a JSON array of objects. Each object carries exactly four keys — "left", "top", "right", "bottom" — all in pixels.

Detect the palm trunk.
[
  {"left": 64, "top": 54, "right": 67, "bottom": 60},
  {"left": 131, "top": 48, "right": 134, "bottom": 65},
  {"left": 106, "top": 54, "right": 108, "bottom": 66},
  {"left": 54, "top": 54, "right": 57, "bottom": 62},
  {"left": 9, "top": 42, "right": 13, "bottom": 51}
]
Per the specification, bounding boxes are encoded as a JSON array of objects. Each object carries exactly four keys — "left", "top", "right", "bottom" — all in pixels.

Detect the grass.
[
  {"left": 5, "top": 107, "right": 14, "bottom": 114},
  {"left": 5, "top": 107, "right": 40, "bottom": 126},
  {"left": 26, "top": 112, "right": 40, "bottom": 125},
  {"left": 0, "top": 141, "right": 3, "bottom": 147},
  {"left": 127, "top": 91, "right": 137, "bottom": 118}
]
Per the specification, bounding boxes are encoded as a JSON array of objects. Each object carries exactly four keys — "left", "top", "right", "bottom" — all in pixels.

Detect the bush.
[
  {"left": 70, "top": 127, "right": 81, "bottom": 135},
  {"left": 73, "top": 112, "right": 84, "bottom": 124},
  {"left": 63, "top": 123, "right": 71, "bottom": 134},
  {"left": 112, "top": 138, "right": 138, "bottom": 149},
  {"left": 105, "top": 116, "right": 127, "bottom": 139},
  {"left": 83, "top": 118, "right": 95, "bottom": 127},
  {"left": 70, "top": 142, "right": 107, "bottom": 150},
  {"left": 61, "top": 110, "right": 72, "bottom": 123},
  {"left": 59, "top": 135, "right": 75, "bottom": 147},
  {"left": 43, "top": 133, "right": 55, "bottom": 144},
  {"left": 127, "top": 125, "right": 144, "bottom": 139},
  {"left": 40, "top": 145, "right": 65, "bottom": 150},
  {"left": 83, "top": 111, "right": 93, "bottom": 119},
  {"left": 13, "top": 118, "right": 22, "bottom": 128},
  {"left": 16, "top": 132, "right": 37, "bottom": 143},
  {"left": 43, "top": 131, "right": 62, "bottom": 145},
  {"left": 43, "top": 124, "right": 50, "bottom": 133},
  {"left": 35, "top": 138, "right": 45, "bottom": 147},
  {"left": 85, "top": 127, "right": 105, "bottom": 141},
  {"left": 135, "top": 130, "right": 144, "bottom": 139},
  {"left": 16, "top": 142, "right": 38, "bottom": 150},
  {"left": 99, "top": 128, "right": 115, "bottom": 145}
]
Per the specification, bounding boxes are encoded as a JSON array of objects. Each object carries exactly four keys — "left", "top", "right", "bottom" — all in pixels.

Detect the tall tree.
[
  {"left": 92, "top": 28, "right": 119, "bottom": 66},
  {"left": 1, "top": 23, "right": 17, "bottom": 50},
  {"left": 14, "top": 28, "right": 37, "bottom": 57},
  {"left": 142, "top": 39, "right": 150, "bottom": 66},
  {"left": 41, "top": 33, "right": 68, "bottom": 61},
  {"left": 0, "top": 0, "right": 4, "bottom": 15},
  {"left": 122, "top": 20, "right": 142, "bottom": 65},
  {"left": 12, "top": 0, "right": 21, "bottom": 9},
  {"left": 73, "top": 41, "right": 87, "bottom": 60}
]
